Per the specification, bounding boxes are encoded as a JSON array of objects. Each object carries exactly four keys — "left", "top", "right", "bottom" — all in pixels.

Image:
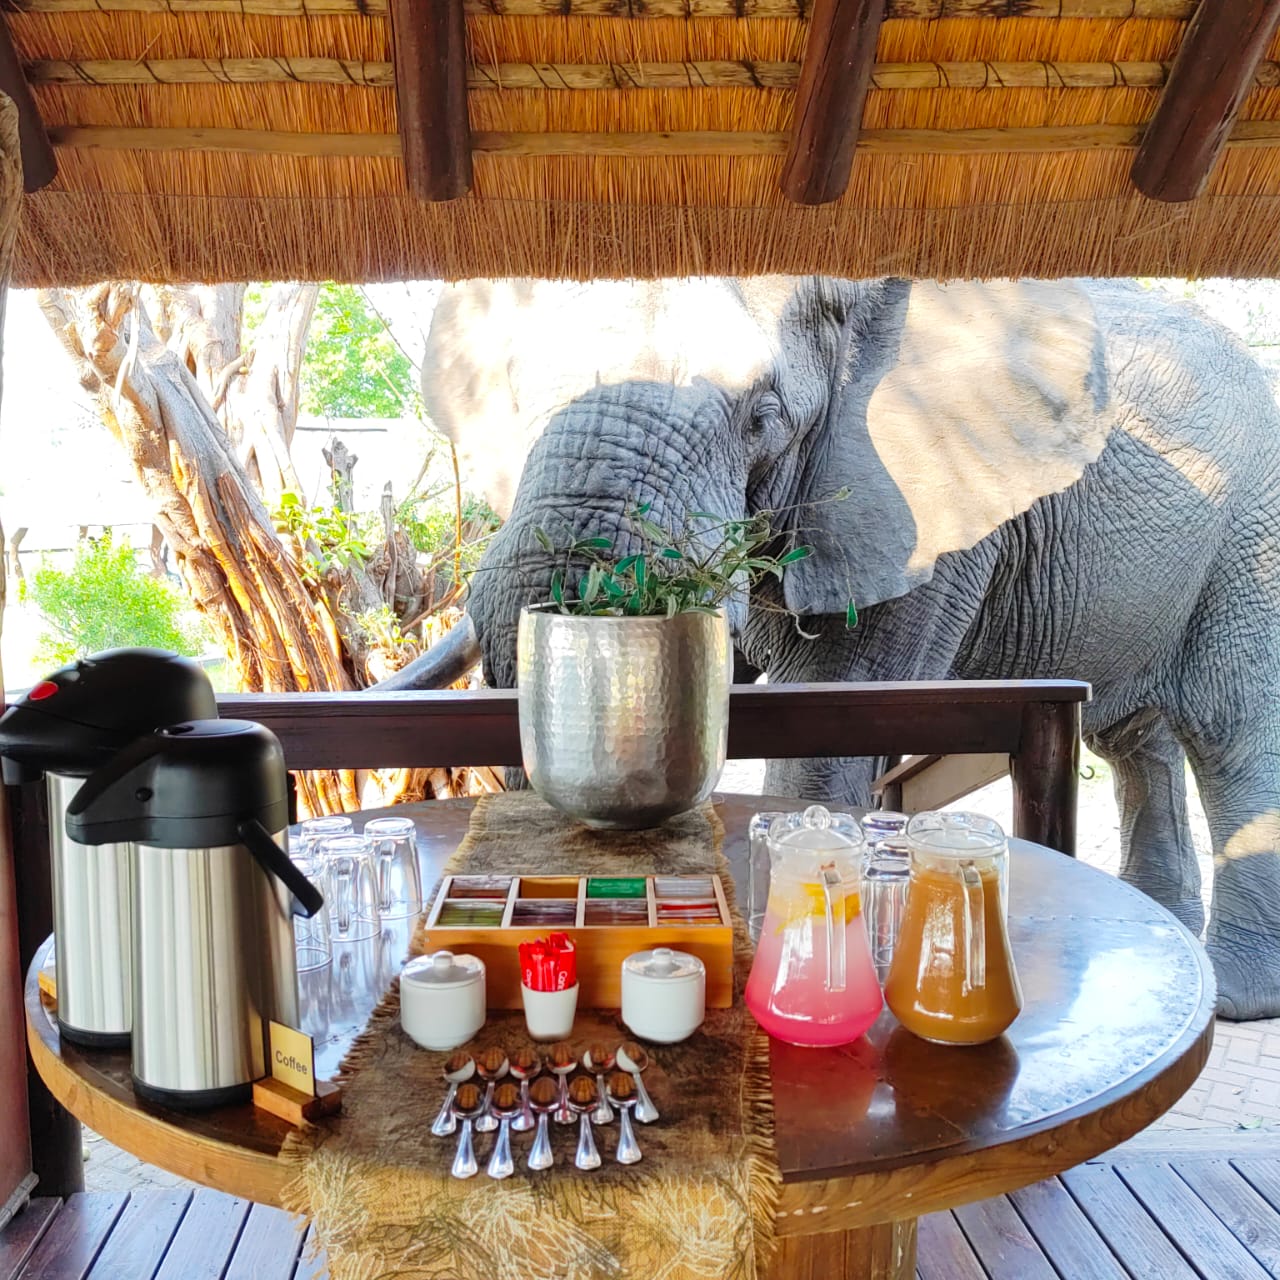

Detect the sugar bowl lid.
[
  {"left": 623, "top": 946, "right": 705, "bottom": 984},
  {"left": 402, "top": 950, "right": 485, "bottom": 988}
]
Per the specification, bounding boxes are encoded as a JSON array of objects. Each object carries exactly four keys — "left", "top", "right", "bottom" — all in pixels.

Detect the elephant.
[{"left": 391, "top": 275, "right": 1280, "bottom": 1022}]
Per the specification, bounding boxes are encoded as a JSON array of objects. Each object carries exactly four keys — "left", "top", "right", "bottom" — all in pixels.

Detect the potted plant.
[{"left": 517, "top": 506, "right": 815, "bottom": 829}]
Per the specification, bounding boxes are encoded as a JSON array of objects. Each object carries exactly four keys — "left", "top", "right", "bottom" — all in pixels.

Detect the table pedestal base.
[{"left": 769, "top": 1218, "right": 917, "bottom": 1279}]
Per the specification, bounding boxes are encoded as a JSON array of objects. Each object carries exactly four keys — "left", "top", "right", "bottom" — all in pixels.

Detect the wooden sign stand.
[{"left": 252, "top": 1020, "right": 342, "bottom": 1125}]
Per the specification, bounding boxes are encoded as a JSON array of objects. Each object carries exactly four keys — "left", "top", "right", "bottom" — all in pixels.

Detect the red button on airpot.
[{"left": 28, "top": 681, "right": 59, "bottom": 701}]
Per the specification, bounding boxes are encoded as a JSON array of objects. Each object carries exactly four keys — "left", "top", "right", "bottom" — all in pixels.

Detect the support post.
[
  {"left": 388, "top": 0, "right": 472, "bottom": 201},
  {"left": 1131, "top": 0, "right": 1280, "bottom": 202},
  {"left": 781, "top": 0, "right": 887, "bottom": 206},
  {"left": 9, "top": 782, "right": 83, "bottom": 1195},
  {"left": 0, "top": 19, "right": 55, "bottom": 192},
  {"left": 1010, "top": 701, "right": 1080, "bottom": 857}
]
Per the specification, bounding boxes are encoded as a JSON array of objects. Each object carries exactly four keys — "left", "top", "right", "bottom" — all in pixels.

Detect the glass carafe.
[
  {"left": 884, "top": 811, "right": 1022, "bottom": 1046},
  {"left": 744, "top": 805, "right": 883, "bottom": 1047}
]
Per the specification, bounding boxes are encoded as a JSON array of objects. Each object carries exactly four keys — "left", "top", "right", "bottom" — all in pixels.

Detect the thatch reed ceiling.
[{"left": 8, "top": 1, "right": 1280, "bottom": 284}]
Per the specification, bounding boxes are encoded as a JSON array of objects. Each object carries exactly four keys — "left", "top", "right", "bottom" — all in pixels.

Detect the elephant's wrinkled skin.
[{"left": 413, "top": 276, "right": 1280, "bottom": 1021}]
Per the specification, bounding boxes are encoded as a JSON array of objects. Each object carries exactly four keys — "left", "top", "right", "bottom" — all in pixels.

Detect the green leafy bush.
[
  {"left": 534, "top": 505, "right": 854, "bottom": 625},
  {"left": 22, "top": 533, "right": 208, "bottom": 668}
]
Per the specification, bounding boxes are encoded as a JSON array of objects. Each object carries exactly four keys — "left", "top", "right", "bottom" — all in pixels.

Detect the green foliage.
[
  {"left": 533, "top": 506, "right": 821, "bottom": 620},
  {"left": 300, "top": 284, "right": 417, "bottom": 419},
  {"left": 22, "top": 533, "right": 207, "bottom": 667},
  {"left": 273, "top": 491, "right": 370, "bottom": 581},
  {"left": 397, "top": 492, "right": 500, "bottom": 586}
]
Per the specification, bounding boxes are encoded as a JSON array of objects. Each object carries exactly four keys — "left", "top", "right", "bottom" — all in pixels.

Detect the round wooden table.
[{"left": 25, "top": 795, "right": 1215, "bottom": 1279}]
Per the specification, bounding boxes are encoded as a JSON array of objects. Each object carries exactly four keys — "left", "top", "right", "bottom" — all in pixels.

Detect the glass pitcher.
[
  {"left": 884, "top": 811, "right": 1022, "bottom": 1046},
  {"left": 743, "top": 805, "right": 883, "bottom": 1047}
]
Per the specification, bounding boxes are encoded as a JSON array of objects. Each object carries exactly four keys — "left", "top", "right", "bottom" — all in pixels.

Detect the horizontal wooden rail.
[
  {"left": 0, "top": 0, "right": 1200, "bottom": 17},
  {"left": 45, "top": 120, "right": 1280, "bottom": 159},
  {"left": 218, "top": 679, "right": 1089, "bottom": 771},
  {"left": 34, "top": 58, "right": 1268, "bottom": 92}
]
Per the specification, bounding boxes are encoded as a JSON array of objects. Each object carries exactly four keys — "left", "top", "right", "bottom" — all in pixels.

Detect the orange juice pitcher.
[
  {"left": 744, "top": 805, "right": 883, "bottom": 1047},
  {"left": 884, "top": 812, "right": 1022, "bottom": 1046}
]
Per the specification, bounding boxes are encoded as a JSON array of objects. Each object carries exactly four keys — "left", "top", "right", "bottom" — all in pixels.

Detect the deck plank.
[
  {"left": 16, "top": 1193, "right": 126, "bottom": 1280},
  {"left": 85, "top": 1190, "right": 191, "bottom": 1280},
  {"left": 294, "top": 1225, "right": 329, "bottom": 1280},
  {"left": 1060, "top": 1163, "right": 1198, "bottom": 1280},
  {"left": 1174, "top": 1160, "right": 1280, "bottom": 1275},
  {"left": 1010, "top": 1177, "right": 1128, "bottom": 1278},
  {"left": 952, "top": 1193, "right": 1057, "bottom": 1279},
  {"left": 916, "top": 1210, "right": 985, "bottom": 1280},
  {"left": 0, "top": 1199, "right": 61, "bottom": 1280},
  {"left": 1117, "top": 1161, "right": 1273, "bottom": 1280},
  {"left": 151, "top": 1189, "right": 251, "bottom": 1280},
  {"left": 224, "top": 1203, "right": 307, "bottom": 1280},
  {"left": 1234, "top": 1159, "right": 1280, "bottom": 1216}
]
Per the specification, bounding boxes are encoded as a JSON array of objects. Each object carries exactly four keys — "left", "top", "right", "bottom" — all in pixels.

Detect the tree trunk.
[{"left": 37, "top": 284, "right": 359, "bottom": 814}]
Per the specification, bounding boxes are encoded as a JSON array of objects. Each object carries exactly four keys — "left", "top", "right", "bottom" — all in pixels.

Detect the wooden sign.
[{"left": 252, "top": 1021, "right": 342, "bottom": 1125}]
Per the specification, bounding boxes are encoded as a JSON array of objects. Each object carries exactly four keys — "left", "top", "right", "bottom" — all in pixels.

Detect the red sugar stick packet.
[{"left": 519, "top": 933, "right": 577, "bottom": 991}]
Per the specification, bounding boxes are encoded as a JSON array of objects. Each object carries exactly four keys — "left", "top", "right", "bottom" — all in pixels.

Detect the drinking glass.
[
  {"left": 294, "top": 814, "right": 353, "bottom": 862},
  {"left": 363, "top": 816, "right": 424, "bottom": 919},
  {"left": 747, "top": 811, "right": 787, "bottom": 944},
  {"left": 861, "top": 835, "right": 911, "bottom": 983},
  {"left": 319, "top": 834, "right": 382, "bottom": 942},
  {"left": 293, "top": 854, "right": 333, "bottom": 972}
]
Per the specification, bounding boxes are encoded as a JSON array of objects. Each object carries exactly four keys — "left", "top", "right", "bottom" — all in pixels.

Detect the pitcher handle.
[
  {"left": 821, "top": 864, "right": 847, "bottom": 993},
  {"left": 959, "top": 860, "right": 986, "bottom": 996}
]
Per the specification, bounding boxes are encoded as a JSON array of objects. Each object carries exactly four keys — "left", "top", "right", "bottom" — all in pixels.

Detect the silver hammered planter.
[{"left": 517, "top": 608, "right": 732, "bottom": 830}]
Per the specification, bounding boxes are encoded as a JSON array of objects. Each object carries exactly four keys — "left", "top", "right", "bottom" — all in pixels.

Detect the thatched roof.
[{"left": 8, "top": 0, "right": 1280, "bottom": 285}]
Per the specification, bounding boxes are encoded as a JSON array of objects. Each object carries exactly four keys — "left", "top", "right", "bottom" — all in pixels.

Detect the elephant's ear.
[{"left": 783, "top": 279, "right": 1111, "bottom": 616}]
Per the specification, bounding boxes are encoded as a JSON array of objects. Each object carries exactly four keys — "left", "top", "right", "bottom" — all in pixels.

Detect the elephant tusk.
[{"left": 369, "top": 613, "right": 482, "bottom": 691}]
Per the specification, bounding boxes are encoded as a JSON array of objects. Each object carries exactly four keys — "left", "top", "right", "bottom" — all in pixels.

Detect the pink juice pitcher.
[{"left": 744, "top": 805, "right": 883, "bottom": 1047}]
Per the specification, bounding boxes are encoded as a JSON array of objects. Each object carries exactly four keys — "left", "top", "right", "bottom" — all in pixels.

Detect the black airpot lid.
[
  {"left": 0, "top": 648, "right": 217, "bottom": 783},
  {"left": 65, "top": 719, "right": 288, "bottom": 849}
]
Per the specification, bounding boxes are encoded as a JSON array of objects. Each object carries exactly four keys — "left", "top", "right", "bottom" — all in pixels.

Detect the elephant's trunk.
[{"left": 370, "top": 613, "right": 482, "bottom": 691}]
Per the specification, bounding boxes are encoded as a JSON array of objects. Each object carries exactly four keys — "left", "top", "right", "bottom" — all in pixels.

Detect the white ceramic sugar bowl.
[
  {"left": 621, "top": 947, "right": 706, "bottom": 1044},
  {"left": 400, "top": 950, "right": 486, "bottom": 1051}
]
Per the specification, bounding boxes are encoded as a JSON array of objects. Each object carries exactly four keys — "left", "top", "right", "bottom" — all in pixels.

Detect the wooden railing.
[
  {"left": 7, "top": 677, "right": 1087, "bottom": 1197},
  {"left": 218, "top": 678, "right": 1088, "bottom": 856}
]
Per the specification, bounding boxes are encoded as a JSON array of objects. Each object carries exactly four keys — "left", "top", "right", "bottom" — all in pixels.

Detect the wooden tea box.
[{"left": 418, "top": 873, "right": 734, "bottom": 1009}]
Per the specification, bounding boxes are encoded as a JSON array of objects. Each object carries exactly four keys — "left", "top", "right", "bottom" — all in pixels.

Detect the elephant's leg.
[
  {"left": 1172, "top": 712, "right": 1280, "bottom": 1021},
  {"left": 1085, "top": 709, "right": 1204, "bottom": 935},
  {"left": 764, "top": 756, "right": 880, "bottom": 807}
]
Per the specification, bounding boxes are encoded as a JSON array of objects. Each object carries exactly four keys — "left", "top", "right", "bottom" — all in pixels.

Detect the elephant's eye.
[{"left": 750, "top": 393, "right": 784, "bottom": 434}]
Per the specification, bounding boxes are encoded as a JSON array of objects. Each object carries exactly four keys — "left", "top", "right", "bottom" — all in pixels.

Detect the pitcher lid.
[
  {"left": 772, "top": 805, "right": 864, "bottom": 852},
  {"left": 402, "top": 950, "right": 485, "bottom": 988},
  {"left": 906, "top": 811, "right": 1006, "bottom": 857}
]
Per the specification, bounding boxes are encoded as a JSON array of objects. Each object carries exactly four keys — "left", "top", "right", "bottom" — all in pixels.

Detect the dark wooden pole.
[
  {"left": 388, "top": 0, "right": 471, "bottom": 201},
  {"left": 781, "top": 0, "right": 887, "bottom": 206},
  {"left": 1132, "top": 0, "right": 1280, "bottom": 202},
  {"left": 9, "top": 783, "right": 83, "bottom": 1196},
  {"left": 1010, "top": 701, "right": 1080, "bottom": 858},
  {"left": 0, "top": 18, "right": 55, "bottom": 193}
]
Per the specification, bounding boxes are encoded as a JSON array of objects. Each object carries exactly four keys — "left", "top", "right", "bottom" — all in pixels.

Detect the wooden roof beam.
[
  {"left": 782, "top": 0, "right": 887, "bottom": 207},
  {"left": 0, "top": 16, "right": 55, "bottom": 191},
  {"left": 388, "top": 0, "right": 470, "bottom": 202},
  {"left": 1132, "top": 0, "right": 1280, "bottom": 202}
]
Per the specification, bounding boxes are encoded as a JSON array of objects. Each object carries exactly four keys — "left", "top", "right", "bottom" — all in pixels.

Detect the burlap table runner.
[{"left": 282, "top": 792, "right": 779, "bottom": 1280}]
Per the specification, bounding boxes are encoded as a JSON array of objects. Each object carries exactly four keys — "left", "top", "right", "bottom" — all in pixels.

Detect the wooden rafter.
[
  {"left": 47, "top": 119, "right": 1280, "bottom": 159},
  {"left": 388, "top": 0, "right": 470, "bottom": 201},
  {"left": 32, "top": 57, "right": 1280, "bottom": 92},
  {"left": 1132, "top": 0, "right": 1280, "bottom": 202},
  {"left": 0, "top": 0, "right": 1204, "bottom": 15},
  {"left": 783, "top": 0, "right": 887, "bottom": 206}
]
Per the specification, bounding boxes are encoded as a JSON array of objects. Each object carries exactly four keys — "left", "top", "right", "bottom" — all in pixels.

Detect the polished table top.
[{"left": 25, "top": 794, "right": 1215, "bottom": 1234}]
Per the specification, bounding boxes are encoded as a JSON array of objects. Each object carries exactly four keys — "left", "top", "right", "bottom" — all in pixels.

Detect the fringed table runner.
[{"left": 283, "top": 792, "right": 779, "bottom": 1280}]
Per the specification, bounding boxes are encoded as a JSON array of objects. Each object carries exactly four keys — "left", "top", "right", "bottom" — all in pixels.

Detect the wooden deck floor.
[{"left": 3, "top": 1155, "right": 1278, "bottom": 1279}]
